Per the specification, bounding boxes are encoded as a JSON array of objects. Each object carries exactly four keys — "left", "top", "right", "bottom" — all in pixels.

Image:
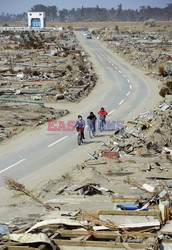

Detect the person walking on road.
[{"left": 98, "top": 107, "right": 108, "bottom": 132}]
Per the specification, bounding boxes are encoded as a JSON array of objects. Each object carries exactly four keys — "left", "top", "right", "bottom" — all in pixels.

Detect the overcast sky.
[{"left": 0, "top": 0, "right": 171, "bottom": 14}]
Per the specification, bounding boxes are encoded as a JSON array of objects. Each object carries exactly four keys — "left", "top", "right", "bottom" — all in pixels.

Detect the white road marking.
[
  {"left": 130, "top": 85, "right": 132, "bottom": 89},
  {"left": 126, "top": 91, "right": 131, "bottom": 96},
  {"left": 127, "top": 79, "right": 130, "bottom": 83},
  {"left": 48, "top": 136, "right": 68, "bottom": 148},
  {"left": 119, "top": 99, "right": 124, "bottom": 105},
  {"left": 94, "top": 48, "right": 129, "bottom": 84},
  {"left": 108, "top": 109, "right": 115, "bottom": 115},
  {"left": 0, "top": 159, "right": 26, "bottom": 174}
]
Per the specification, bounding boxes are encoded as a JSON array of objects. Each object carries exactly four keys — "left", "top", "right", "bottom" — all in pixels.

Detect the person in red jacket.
[{"left": 98, "top": 107, "right": 108, "bottom": 131}]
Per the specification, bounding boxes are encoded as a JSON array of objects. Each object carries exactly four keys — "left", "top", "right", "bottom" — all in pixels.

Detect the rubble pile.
[
  {"left": 110, "top": 100, "right": 172, "bottom": 158},
  {"left": 0, "top": 103, "right": 68, "bottom": 142},
  {"left": 0, "top": 29, "right": 97, "bottom": 103},
  {"left": 0, "top": 177, "right": 172, "bottom": 249},
  {"left": 93, "top": 27, "right": 172, "bottom": 84}
]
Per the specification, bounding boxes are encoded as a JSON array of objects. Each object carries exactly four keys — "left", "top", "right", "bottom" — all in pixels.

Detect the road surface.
[{"left": 0, "top": 32, "right": 155, "bottom": 188}]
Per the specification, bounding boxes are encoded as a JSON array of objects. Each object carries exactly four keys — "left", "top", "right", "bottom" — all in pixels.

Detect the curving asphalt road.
[{"left": 0, "top": 32, "right": 149, "bottom": 188}]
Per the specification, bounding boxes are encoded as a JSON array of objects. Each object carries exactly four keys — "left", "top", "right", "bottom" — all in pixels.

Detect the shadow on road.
[
  {"left": 94, "top": 134, "right": 112, "bottom": 137},
  {"left": 83, "top": 140, "right": 102, "bottom": 144}
]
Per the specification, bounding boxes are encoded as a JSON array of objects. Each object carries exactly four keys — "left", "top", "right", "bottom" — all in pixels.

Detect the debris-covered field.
[
  {"left": 92, "top": 20, "right": 172, "bottom": 89},
  {"left": 0, "top": 28, "right": 97, "bottom": 143},
  {"left": 0, "top": 103, "right": 68, "bottom": 142},
  {"left": 0, "top": 28, "right": 96, "bottom": 102}
]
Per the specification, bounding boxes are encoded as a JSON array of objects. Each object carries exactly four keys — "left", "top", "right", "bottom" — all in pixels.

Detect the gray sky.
[{"left": 0, "top": 0, "right": 171, "bottom": 14}]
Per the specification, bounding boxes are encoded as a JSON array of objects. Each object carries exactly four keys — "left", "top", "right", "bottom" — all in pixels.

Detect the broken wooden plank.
[
  {"left": 162, "top": 238, "right": 172, "bottom": 243},
  {"left": 146, "top": 176, "right": 172, "bottom": 180},
  {"left": 55, "top": 230, "right": 121, "bottom": 240},
  {"left": 111, "top": 197, "right": 138, "bottom": 203},
  {"left": 119, "top": 221, "right": 160, "bottom": 229},
  {"left": 54, "top": 239, "right": 155, "bottom": 249},
  {"left": 85, "top": 160, "right": 107, "bottom": 166},
  {"left": 53, "top": 229, "right": 156, "bottom": 239},
  {"left": 98, "top": 210, "right": 161, "bottom": 217}
]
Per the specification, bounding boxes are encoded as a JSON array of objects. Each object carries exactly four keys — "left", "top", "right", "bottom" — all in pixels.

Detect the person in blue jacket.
[{"left": 75, "top": 115, "right": 85, "bottom": 139}]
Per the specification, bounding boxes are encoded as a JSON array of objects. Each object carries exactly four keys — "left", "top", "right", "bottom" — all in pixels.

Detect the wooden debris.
[
  {"left": 54, "top": 239, "right": 156, "bottom": 249},
  {"left": 0, "top": 192, "right": 170, "bottom": 249}
]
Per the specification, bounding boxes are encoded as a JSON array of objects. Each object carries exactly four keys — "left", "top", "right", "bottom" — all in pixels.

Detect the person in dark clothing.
[{"left": 87, "top": 112, "right": 97, "bottom": 133}]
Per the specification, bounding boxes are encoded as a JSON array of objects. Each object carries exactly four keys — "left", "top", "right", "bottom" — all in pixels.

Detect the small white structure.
[{"left": 28, "top": 12, "right": 46, "bottom": 28}]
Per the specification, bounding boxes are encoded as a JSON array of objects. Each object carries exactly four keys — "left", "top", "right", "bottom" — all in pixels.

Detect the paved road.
[{"left": 0, "top": 32, "right": 148, "bottom": 187}]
